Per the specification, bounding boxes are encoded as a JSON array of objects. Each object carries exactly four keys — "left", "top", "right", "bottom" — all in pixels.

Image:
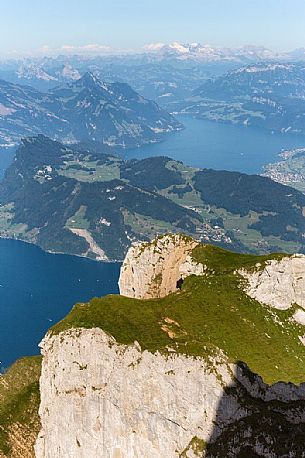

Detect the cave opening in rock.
[{"left": 176, "top": 278, "right": 184, "bottom": 290}]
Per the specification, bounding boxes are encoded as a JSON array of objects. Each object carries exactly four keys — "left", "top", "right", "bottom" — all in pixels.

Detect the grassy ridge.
[
  {"left": 1, "top": 243, "right": 305, "bottom": 455},
  {"left": 52, "top": 244, "right": 305, "bottom": 385}
]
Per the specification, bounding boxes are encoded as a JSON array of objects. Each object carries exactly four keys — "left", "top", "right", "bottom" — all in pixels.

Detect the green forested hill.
[{"left": 1, "top": 135, "right": 305, "bottom": 260}]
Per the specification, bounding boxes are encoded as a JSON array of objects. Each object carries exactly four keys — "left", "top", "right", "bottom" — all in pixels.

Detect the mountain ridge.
[
  {"left": 3, "top": 235, "right": 305, "bottom": 456},
  {"left": 169, "top": 62, "right": 305, "bottom": 135},
  {"left": 0, "top": 73, "right": 182, "bottom": 147},
  {"left": 1, "top": 135, "right": 305, "bottom": 260}
]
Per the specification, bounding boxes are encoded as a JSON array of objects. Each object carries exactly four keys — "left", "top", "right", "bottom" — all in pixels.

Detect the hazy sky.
[{"left": 1, "top": 0, "right": 305, "bottom": 56}]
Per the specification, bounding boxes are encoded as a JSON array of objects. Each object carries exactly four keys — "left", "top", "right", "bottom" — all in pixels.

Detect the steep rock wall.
[
  {"left": 119, "top": 234, "right": 203, "bottom": 299},
  {"left": 35, "top": 328, "right": 305, "bottom": 458},
  {"left": 34, "top": 237, "right": 305, "bottom": 457},
  {"left": 240, "top": 254, "right": 305, "bottom": 311},
  {"left": 35, "top": 328, "right": 237, "bottom": 458}
]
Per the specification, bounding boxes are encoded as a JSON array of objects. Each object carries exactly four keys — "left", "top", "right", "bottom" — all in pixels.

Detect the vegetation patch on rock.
[{"left": 0, "top": 356, "right": 41, "bottom": 457}]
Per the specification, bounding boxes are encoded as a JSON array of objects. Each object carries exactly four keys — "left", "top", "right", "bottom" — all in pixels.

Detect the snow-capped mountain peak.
[
  {"left": 17, "top": 64, "right": 57, "bottom": 81},
  {"left": 168, "top": 42, "right": 190, "bottom": 53},
  {"left": 142, "top": 41, "right": 284, "bottom": 63}
]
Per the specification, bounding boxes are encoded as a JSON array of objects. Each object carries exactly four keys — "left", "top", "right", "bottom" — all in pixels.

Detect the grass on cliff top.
[
  {"left": 51, "top": 244, "right": 304, "bottom": 385},
  {"left": 191, "top": 243, "right": 287, "bottom": 273},
  {"left": 0, "top": 356, "right": 41, "bottom": 456}
]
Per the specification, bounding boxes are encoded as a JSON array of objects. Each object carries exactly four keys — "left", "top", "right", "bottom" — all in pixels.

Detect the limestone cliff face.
[
  {"left": 119, "top": 234, "right": 204, "bottom": 299},
  {"left": 35, "top": 329, "right": 239, "bottom": 458},
  {"left": 34, "top": 329, "right": 305, "bottom": 458},
  {"left": 240, "top": 254, "right": 305, "bottom": 316}
]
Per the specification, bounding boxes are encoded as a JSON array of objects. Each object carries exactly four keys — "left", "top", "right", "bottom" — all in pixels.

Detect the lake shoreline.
[
  {"left": 125, "top": 115, "right": 305, "bottom": 174},
  {"left": 0, "top": 234, "right": 123, "bottom": 264}
]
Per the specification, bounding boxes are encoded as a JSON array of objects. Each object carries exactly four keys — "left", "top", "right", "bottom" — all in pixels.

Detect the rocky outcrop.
[
  {"left": 35, "top": 328, "right": 305, "bottom": 458},
  {"left": 240, "top": 254, "right": 305, "bottom": 310},
  {"left": 33, "top": 236, "right": 305, "bottom": 457},
  {"left": 119, "top": 234, "right": 204, "bottom": 299},
  {"left": 35, "top": 328, "right": 237, "bottom": 458}
]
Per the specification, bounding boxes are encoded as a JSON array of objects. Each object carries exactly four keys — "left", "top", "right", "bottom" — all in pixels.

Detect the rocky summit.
[{"left": 2, "top": 234, "right": 305, "bottom": 456}]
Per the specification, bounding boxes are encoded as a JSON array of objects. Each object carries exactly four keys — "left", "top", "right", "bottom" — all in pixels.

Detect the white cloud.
[
  {"left": 60, "top": 44, "right": 112, "bottom": 55},
  {"left": 142, "top": 42, "right": 165, "bottom": 51},
  {"left": 0, "top": 43, "right": 113, "bottom": 59}
]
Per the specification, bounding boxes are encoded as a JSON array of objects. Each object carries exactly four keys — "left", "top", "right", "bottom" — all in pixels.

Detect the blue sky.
[{"left": 1, "top": 0, "right": 305, "bottom": 56}]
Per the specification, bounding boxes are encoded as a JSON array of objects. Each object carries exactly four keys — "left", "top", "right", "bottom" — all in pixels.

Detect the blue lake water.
[
  {"left": 126, "top": 116, "right": 305, "bottom": 174},
  {"left": 0, "top": 238, "right": 120, "bottom": 370},
  {"left": 2, "top": 118, "right": 305, "bottom": 178}
]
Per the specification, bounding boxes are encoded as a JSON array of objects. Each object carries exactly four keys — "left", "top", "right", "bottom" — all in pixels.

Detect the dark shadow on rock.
[
  {"left": 204, "top": 361, "right": 305, "bottom": 458},
  {"left": 176, "top": 278, "right": 184, "bottom": 290}
]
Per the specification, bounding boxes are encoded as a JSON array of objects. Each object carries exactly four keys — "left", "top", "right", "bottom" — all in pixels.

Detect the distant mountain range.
[
  {"left": 168, "top": 62, "right": 305, "bottom": 135},
  {"left": 0, "top": 72, "right": 181, "bottom": 147},
  {"left": 142, "top": 42, "right": 288, "bottom": 62},
  {"left": 2, "top": 43, "right": 305, "bottom": 103},
  {"left": 0, "top": 53, "right": 239, "bottom": 102},
  {"left": 1, "top": 135, "right": 305, "bottom": 260}
]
